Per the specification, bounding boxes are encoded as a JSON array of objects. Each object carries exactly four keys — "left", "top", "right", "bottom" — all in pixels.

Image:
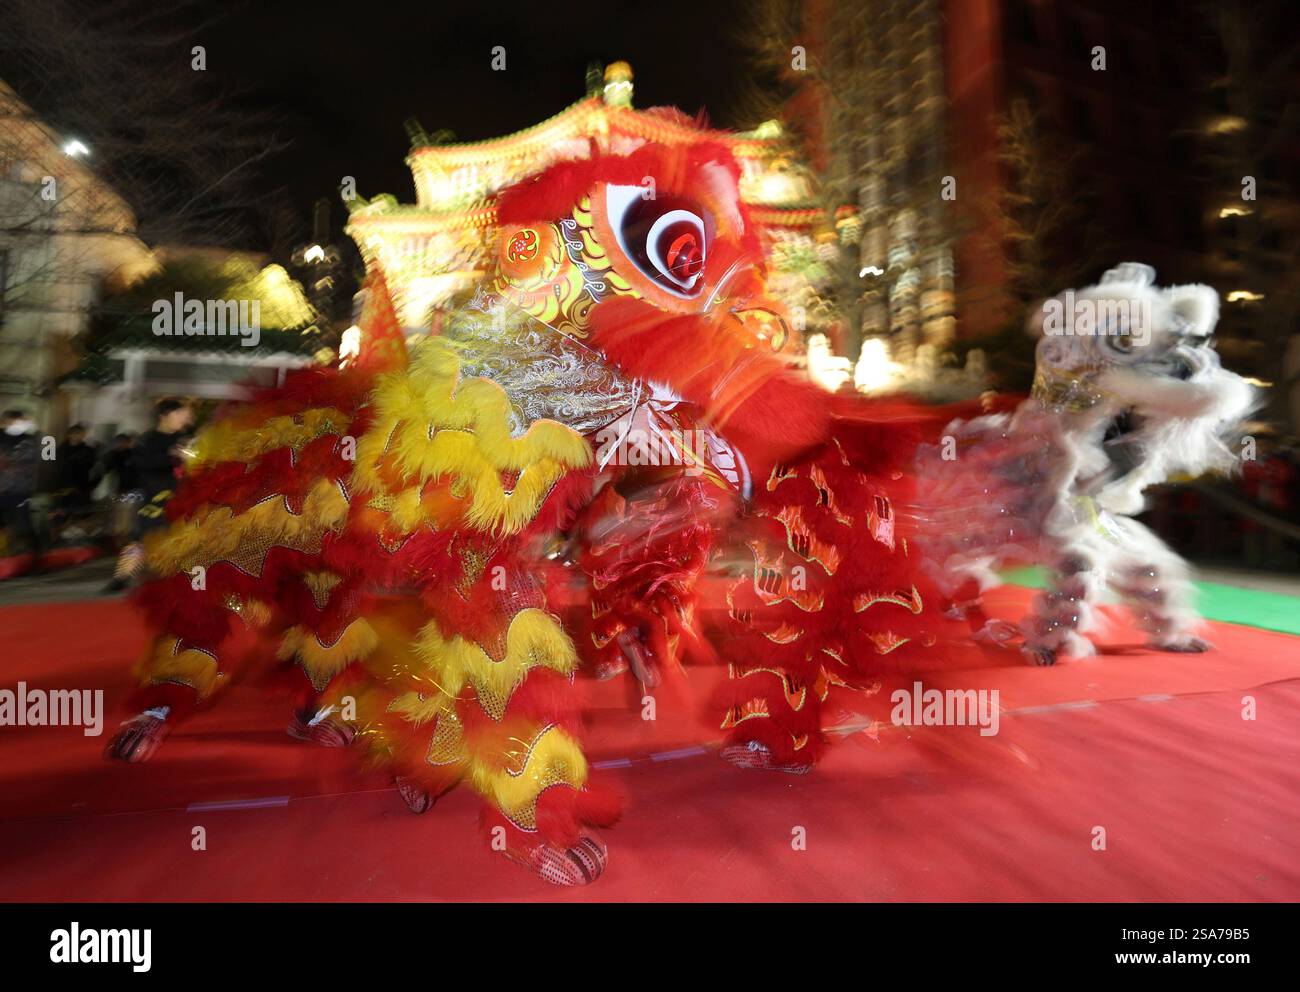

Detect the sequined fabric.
[{"left": 444, "top": 304, "right": 640, "bottom": 437}]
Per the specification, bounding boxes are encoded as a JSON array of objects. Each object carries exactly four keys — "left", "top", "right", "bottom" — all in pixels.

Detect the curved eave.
[
  {"left": 405, "top": 100, "right": 786, "bottom": 170},
  {"left": 346, "top": 204, "right": 499, "bottom": 232}
]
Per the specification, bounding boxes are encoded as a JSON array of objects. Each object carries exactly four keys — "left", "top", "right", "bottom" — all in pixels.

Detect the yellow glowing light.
[
  {"left": 854, "top": 337, "right": 902, "bottom": 392},
  {"left": 1206, "top": 115, "right": 1247, "bottom": 135},
  {"left": 1226, "top": 290, "right": 1265, "bottom": 303},
  {"left": 603, "top": 61, "right": 634, "bottom": 107},
  {"left": 1218, "top": 206, "right": 1252, "bottom": 218},
  {"left": 806, "top": 334, "right": 853, "bottom": 392},
  {"left": 756, "top": 171, "right": 801, "bottom": 204},
  {"left": 338, "top": 324, "right": 361, "bottom": 368}
]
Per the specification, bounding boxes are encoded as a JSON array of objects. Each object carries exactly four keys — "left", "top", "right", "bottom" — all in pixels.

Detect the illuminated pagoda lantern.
[{"left": 345, "top": 61, "right": 827, "bottom": 346}]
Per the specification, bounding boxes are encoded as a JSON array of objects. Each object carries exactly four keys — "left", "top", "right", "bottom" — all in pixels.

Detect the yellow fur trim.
[
  {"left": 302, "top": 571, "right": 342, "bottom": 610},
  {"left": 387, "top": 691, "right": 448, "bottom": 726},
  {"left": 136, "top": 638, "right": 220, "bottom": 697},
  {"left": 145, "top": 478, "right": 349, "bottom": 577},
  {"left": 277, "top": 618, "right": 378, "bottom": 690},
  {"left": 469, "top": 724, "right": 588, "bottom": 829},
  {"left": 192, "top": 407, "right": 352, "bottom": 468},
  {"left": 222, "top": 596, "right": 273, "bottom": 627},
  {"left": 350, "top": 342, "right": 591, "bottom": 535},
  {"left": 242, "top": 599, "right": 273, "bottom": 626},
  {"left": 410, "top": 607, "right": 577, "bottom": 721}
]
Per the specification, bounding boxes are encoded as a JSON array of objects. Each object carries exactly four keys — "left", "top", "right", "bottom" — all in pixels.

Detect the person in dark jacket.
[
  {"left": 102, "top": 433, "right": 139, "bottom": 495},
  {"left": 103, "top": 398, "right": 194, "bottom": 593},
  {"left": 58, "top": 425, "right": 99, "bottom": 501},
  {"left": 101, "top": 432, "right": 140, "bottom": 548},
  {"left": 0, "top": 409, "right": 43, "bottom": 558},
  {"left": 49, "top": 424, "right": 101, "bottom": 539}
]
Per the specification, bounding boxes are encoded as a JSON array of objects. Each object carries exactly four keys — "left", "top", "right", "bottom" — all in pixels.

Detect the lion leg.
[
  {"left": 1109, "top": 519, "right": 1209, "bottom": 653},
  {"left": 1020, "top": 550, "right": 1103, "bottom": 666},
  {"left": 107, "top": 576, "right": 244, "bottom": 762},
  {"left": 276, "top": 572, "right": 370, "bottom": 748}
]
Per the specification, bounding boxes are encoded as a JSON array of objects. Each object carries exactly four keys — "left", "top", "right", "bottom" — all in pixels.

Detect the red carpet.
[
  {"left": 1, "top": 587, "right": 1298, "bottom": 901},
  {"left": 0, "top": 546, "right": 101, "bottom": 580}
]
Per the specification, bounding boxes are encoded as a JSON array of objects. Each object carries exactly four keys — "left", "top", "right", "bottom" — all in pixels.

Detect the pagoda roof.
[
  {"left": 347, "top": 201, "right": 498, "bottom": 229},
  {"left": 405, "top": 96, "right": 787, "bottom": 169}
]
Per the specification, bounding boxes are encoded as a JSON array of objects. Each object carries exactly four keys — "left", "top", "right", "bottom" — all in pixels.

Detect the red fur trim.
[
  {"left": 168, "top": 433, "right": 351, "bottom": 520},
  {"left": 129, "top": 681, "right": 200, "bottom": 720},
  {"left": 477, "top": 784, "right": 623, "bottom": 853},
  {"left": 533, "top": 780, "right": 624, "bottom": 848},
  {"left": 523, "top": 468, "right": 596, "bottom": 537},
  {"left": 457, "top": 669, "right": 585, "bottom": 740},
  {"left": 724, "top": 715, "right": 826, "bottom": 766},
  {"left": 587, "top": 297, "right": 830, "bottom": 473},
  {"left": 242, "top": 365, "right": 375, "bottom": 413},
  {"left": 132, "top": 573, "right": 233, "bottom": 649}
]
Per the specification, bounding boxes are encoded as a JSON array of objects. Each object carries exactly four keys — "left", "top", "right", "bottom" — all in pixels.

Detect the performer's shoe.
[
  {"left": 719, "top": 740, "right": 813, "bottom": 775},
  {"left": 286, "top": 708, "right": 355, "bottom": 747},
  {"left": 617, "top": 629, "right": 659, "bottom": 688},
  {"left": 395, "top": 776, "right": 437, "bottom": 814},
  {"left": 105, "top": 711, "right": 168, "bottom": 762},
  {"left": 1021, "top": 644, "right": 1057, "bottom": 666},
  {"left": 508, "top": 835, "right": 608, "bottom": 886},
  {"left": 1152, "top": 634, "right": 1211, "bottom": 653}
]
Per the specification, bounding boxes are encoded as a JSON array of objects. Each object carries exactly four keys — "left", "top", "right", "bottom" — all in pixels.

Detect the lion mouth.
[
  {"left": 1103, "top": 408, "right": 1145, "bottom": 479},
  {"left": 1103, "top": 408, "right": 1139, "bottom": 443}
]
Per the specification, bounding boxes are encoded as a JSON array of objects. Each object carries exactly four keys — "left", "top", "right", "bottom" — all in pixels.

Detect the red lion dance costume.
[{"left": 108, "top": 134, "right": 939, "bottom": 885}]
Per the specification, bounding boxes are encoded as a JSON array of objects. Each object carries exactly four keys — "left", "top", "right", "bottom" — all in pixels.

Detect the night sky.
[{"left": 201, "top": 0, "right": 756, "bottom": 251}]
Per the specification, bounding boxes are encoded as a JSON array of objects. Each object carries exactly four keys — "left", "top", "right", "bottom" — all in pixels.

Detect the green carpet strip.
[{"left": 1002, "top": 567, "right": 1300, "bottom": 636}]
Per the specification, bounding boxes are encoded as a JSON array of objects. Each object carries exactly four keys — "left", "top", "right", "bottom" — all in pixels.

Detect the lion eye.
[
  {"left": 660, "top": 223, "right": 704, "bottom": 281},
  {"left": 605, "top": 185, "right": 711, "bottom": 297}
]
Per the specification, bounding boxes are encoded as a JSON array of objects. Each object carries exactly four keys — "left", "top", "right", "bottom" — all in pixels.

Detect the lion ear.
[
  {"left": 1163, "top": 284, "right": 1220, "bottom": 336},
  {"left": 1099, "top": 262, "right": 1156, "bottom": 288}
]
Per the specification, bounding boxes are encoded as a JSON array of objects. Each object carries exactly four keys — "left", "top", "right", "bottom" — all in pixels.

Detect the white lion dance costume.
[{"left": 920, "top": 263, "right": 1255, "bottom": 665}]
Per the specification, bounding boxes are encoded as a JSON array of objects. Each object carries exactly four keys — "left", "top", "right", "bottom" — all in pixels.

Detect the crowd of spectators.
[{"left": 0, "top": 400, "right": 195, "bottom": 587}]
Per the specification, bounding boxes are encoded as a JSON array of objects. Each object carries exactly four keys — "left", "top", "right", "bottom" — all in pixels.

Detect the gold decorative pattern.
[{"left": 853, "top": 585, "right": 924, "bottom": 615}]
